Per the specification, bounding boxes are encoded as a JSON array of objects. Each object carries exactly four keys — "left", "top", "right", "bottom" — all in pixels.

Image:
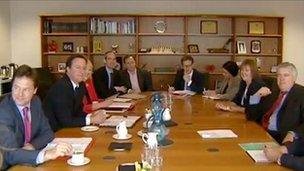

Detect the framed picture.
[
  {"left": 62, "top": 42, "right": 74, "bottom": 52},
  {"left": 188, "top": 44, "right": 199, "bottom": 53},
  {"left": 57, "top": 63, "right": 66, "bottom": 73},
  {"left": 200, "top": 20, "right": 217, "bottom": 34},
  {"left": 251, "top": 40, "right": 261, "bottom": 54},
  {"left": 248, "top": 21, "right": 265, "bottom": 34},
  {"left": 237, "top": 41, "right": 246, "bottom": 54}
]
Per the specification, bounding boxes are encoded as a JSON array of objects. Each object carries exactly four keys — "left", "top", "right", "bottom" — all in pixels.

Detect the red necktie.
[
  {"left": 262, "top": 91, "right": 287, "bottom": 130},
  {"left": 22, "top": 107, "right": 31, "bottom": 144}
]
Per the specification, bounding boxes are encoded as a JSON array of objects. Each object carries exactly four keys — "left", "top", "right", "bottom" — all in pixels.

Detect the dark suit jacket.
[
  {"left": 92, "top": 66, "right": 122, "bottom": 98},
  {"left": 43, "top": 74, "right": 87, "bottom": 132},
  {"left": 232, "top": 78, "right": 265, "bottom": 108},
  {"left": 246, "top": 84, "right": 304, "bottom": 141},
  {"left": 120, "top": 68, "right": 153, "bottom": 92},
  {"left": 281, "top": 138, "right": 304, "bottom": 171},
  {"left": 0, "top": 95, "right": 54, "bottom": 169},
  {"left": 173, "top": 69, "right": 203, "bottom": 93}
]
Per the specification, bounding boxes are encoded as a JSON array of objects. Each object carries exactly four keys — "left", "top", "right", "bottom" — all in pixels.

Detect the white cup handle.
[
  {"left": 116, "top": 124, "right": 120, "bottom": 133},
  {"left": 142, "top": 133, "right": 148, "bottom": 144}
]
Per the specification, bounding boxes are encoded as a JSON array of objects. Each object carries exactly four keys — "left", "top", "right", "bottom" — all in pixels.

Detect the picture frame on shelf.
[
  {"left": 188, "top": 44, "right": 199, "bottom": 53},
  {"left": 200, "top": 20, "right": 217, "bottom": 34},
  {"left": 62, "top": 42, "right": 74, "bottom": 52},
  {"left": 237, "top": 41, "right": 246, "bottom": 54},
  {"left": 248, "top": 21, "right": 265, "bottom": 34},
  {"left": 251, "top": 40, "right": 261, "bottom": 54},
  {"left": 57, "top": 63, "right": 66, "bottom": 73}
]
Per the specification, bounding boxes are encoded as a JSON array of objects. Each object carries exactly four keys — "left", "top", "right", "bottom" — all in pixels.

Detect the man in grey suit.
[{"left": 0, "top": 65, "right": 72, "bottom": 170}]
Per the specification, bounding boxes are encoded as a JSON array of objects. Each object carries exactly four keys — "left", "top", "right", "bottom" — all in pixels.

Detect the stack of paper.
[
  {"left": 239, "top": 142, "right": 279, "bottom": 163},
  {"left": 100, "top": 115, "right": 141, "bottom": 128},
  {"left": 197, "top": 129, "right": 238, "bottom": 138},
  {"left": 173, "top": 90, "right": 196, "bottom": 96},
  {"left": 113, "top": 98, "right": 132, "bottom": 102},
  {"left": 46, "top": 137, "right": 92, "bottom": 152},
  {"left": 108, "top": 102, "right": 132, "bottom": 108},
  {"left": 119, "top": 93, "right": 147, "bottom": 99}
]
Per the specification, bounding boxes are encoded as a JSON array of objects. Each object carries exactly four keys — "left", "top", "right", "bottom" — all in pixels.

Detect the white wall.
[
  {"left": 0, "top": 0, "right": 11, "bottom": 65},
  {"left": 9, "top": 0, "right": 304, "bottom": 84}
]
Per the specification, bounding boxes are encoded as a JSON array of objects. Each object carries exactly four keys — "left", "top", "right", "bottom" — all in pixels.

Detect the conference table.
[{"left": 11, "top": 92, "right": 290, "bottom": 171}]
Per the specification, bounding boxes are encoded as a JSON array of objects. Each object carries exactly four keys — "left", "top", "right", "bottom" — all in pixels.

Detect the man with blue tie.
[
  {"left": 0, "top": 65, "right": 72, "bottom": 169},
  {"left": 93, "top": 51, "right": 127, "bottom": 98}
]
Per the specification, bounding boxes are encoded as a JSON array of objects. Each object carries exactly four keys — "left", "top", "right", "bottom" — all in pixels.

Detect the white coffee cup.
[
  {"left": 71, "top": 149, "right": 84, "bottom": 164},
  {"left": 116, "top": 121, "right": 128, "bottom": 139}
]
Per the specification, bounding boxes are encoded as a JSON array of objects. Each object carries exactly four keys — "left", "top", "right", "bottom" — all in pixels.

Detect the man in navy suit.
[
  {"left": 43, "top": 55, "right": 108, "bottom": 132},
  {"left": 93, "top": 51, "right": 127, "bottom": 98},
  {"left": 0, "top": 65, "right": 72, "bottom": 170},
  {"left": 169, "top": 55, "right": 204, "bottom": 93}
]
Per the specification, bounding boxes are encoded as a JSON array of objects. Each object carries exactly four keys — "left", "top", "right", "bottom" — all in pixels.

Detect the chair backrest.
[
  {"left": 201, "top": 72, "right": 210, "bottom": 90},
  {"left": 32, "top": 67, "right": 55, "bottom": 100},
  {"left": 262, "top": 76, "right": 277, "bottom": 89}
]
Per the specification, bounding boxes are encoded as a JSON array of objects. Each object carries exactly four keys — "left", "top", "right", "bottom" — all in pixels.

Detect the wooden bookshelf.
[{"left": 41, "top": 14, "right": 283, "bottom": 89}]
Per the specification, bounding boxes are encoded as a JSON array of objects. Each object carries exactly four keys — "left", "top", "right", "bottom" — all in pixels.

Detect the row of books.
[
  {"left": 90, "top": 18, "right": 136, "bottom": 34},
  {"left": 43, "top": 20, "right": 87, "bottom": 33}
]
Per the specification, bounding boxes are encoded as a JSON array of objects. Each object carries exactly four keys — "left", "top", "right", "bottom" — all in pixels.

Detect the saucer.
[
  {"left": 67, "top": 157, "right": 90, "bottom": 166},
  {"left": 81, "top": 125, "right": 99, "bottom": 132},
  {"left": 112, "top": 134, "right": 132, "bottom": 140}
]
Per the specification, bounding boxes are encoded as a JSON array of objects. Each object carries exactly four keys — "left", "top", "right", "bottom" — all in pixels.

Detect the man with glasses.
[{"left": 169, "top": 55, "right": 204, "bottom": 93}]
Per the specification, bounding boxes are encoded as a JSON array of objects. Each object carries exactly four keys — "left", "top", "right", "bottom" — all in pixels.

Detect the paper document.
[
  {"left": 197, "top": 129, "right": 238, "bottom": 138},
  {"left": 46, "top": 137, "right": 92, "bottom": 152},
  {"left": 202, "top": 95, "right": 221, "bottom": 100},
  {"left": 113, "top": 98, "right": 132, "bottom": 102},
  {"left": 108, "top": 102, "right": 132, "bottom": 108},
  {"left": 246, "top": 150, "right": 271, "bottom": 163},
  {"left": 239, "top": 142, "right": 278, "bottom": 163},
  {"left": 173, "top": 90, "right": 196, "bottom": 96},
  {"left": 100, "top": 115, "right": 141, "bottom": 128},
  {"left": 119, "top": 93, "right": 147, "bottom": 99}
]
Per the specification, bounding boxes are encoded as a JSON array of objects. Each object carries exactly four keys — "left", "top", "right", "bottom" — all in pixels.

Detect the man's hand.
[
  {"left": 255, "top": 87, "right": 271, "bottom": 97},
  {"left": 168, "top": 86, "right": 175, "bottom": 93},
  {"left": 44, "top": 142, "right": 73, "bottom": 162},
  {"left": 264, "top": 145, "right": 288, "bottom": 162},
  {"left": 282, "top": 132, "right": 295, "bottom": 144},
  {"left": 114, "top": 86, "right": 127, "bottom": 93},
  {"left": 90, "top": 110, "right": 107, "bottom": 125},
  {"left": 22, "top": 143, "right": 35, "bottom": 150},
  {"left": 93, "top": 100, "right": 112, "bottom": 109}
]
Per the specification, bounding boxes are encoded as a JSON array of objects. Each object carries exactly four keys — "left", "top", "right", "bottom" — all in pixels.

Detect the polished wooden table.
[{"left": 11, "top": 93, "right": 290, "bottom": 171}]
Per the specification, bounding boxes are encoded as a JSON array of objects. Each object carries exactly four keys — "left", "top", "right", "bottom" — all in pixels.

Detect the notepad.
[
  {"left": 46, "top": 137, "right": 92, "bottom": 152},
  {"left": 100, "top": 115, "right": 141, "bottom": 128},
  {"left": 246, "top": 150, "right": 271, "bottom": 163},
  {"left": 239, "top": 142, "right": 279, "bottom": 163},
  {"left": 197, "top": 129, "right": 238, "bottom": 138},
  {"left": 108, "top": 102, "right": 132, "bottom": 108}
]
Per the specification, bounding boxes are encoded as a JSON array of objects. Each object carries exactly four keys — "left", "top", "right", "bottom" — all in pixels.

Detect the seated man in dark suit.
[
  {"left": 169, "top": 55, "right": 203, "bottom": 93},
  {"left": 0, "top": 65, "right": 72, "bottom": 169},
  {"left": 264, "top": 138, "right": 304, "bottom": 171},
  {"left": 43, "top": 55, "right": 107, "bottom": 132},
  {"left": 93, "top": 51, "right": 127, "bottom": 98},
  {"left": 246, "top": 62, "right": 304, "bottom": 143},
  {"left": 120, "top": 55, "right": 153, "bottom": 93}
]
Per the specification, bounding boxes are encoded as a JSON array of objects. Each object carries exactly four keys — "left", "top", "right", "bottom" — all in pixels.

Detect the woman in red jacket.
[{"left": 83, "top": 60, "right": 112, "bottom": 113}]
